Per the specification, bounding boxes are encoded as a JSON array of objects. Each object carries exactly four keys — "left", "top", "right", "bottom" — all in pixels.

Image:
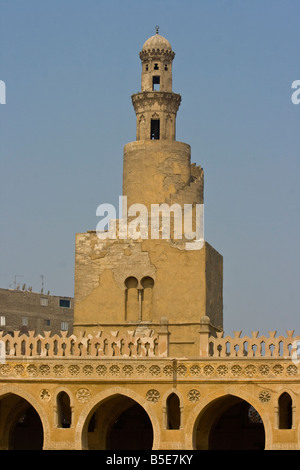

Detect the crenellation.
[{"left": 0, "top": 328, "right": 298, "bottom": 362}]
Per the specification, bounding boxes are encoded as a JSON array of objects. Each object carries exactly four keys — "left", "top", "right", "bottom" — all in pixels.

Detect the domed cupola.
[{"left": 140, "top": 26, "right": 174, "bottom": 60}]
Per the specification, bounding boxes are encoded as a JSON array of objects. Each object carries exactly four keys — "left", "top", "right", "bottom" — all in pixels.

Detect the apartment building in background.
[{"left": 0, "top": 288, "right": 73, "bottom": 335}]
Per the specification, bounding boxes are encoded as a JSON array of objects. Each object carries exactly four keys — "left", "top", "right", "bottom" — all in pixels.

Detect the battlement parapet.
[
  {"left": 0, "top": 327, "right": 299, "bottom": 361},
  {"left": 207, "top": 330, "right": 300, "bottom": 360},
  {"left": 0, "top": 329, "right": 168, "bottom": 358}
]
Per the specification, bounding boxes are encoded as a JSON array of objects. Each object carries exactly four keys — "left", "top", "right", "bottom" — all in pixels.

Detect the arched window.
[
  {"left": 151, "top": 119, "right": 160, "bottom": 139},
  {"left": 125, "top": 277, "right": 139, "bottom": 321},
  {"left": 278, "top": 392, "right": 293, "bottom": 429},
  {"left": 56, "top": 391, "right": 72, "bottom": 428},
  {"left": 141, "top": 277, "right": 154, "bottom": 321},
  {"left": 125, "top": 276, "right": 154, "bottom": 322},
  {"left": 152, "top": 76, "right": 160, "bottom": 91},
  {"left": 166, "top": 393, "right": 181, "bottom": 429}
]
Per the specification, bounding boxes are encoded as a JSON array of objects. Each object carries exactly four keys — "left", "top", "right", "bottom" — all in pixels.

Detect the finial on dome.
[{"left": 155, "top": 25, "right": 159, "bottom": 34}]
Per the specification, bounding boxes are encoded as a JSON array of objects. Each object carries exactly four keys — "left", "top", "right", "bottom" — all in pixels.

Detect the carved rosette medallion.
[
  {"left": 39, "top": 389, "right": 51, "bottom": 402},
  {"left": 187, "top": 389, "right": 200, "bottom": 403},
  {"left": 259, "top": 390, "right": 271, "bottom": 403},
  {"left": 76, "top": 388, "right": 91, "bottom": 403},
  {"left": 146, "top": 389, "right": 160, "bottom": 403}
]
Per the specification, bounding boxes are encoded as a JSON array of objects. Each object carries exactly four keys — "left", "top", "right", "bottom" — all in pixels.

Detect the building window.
[
  {"left": 124, "top": 276, "right": 154, "bottom": 322},
  {"left": 152, "top": 75, "right": 160, "bottom": 91},
  {"left": 151, "top": 119, "right": 160, "bottom": 140},
  {"left": 40, "top": 298, "right": 48, "bottom": 306},
  {"left": 45, "top": 319, "right": 51, "bottom": 327},
  {"left": 0, "top": 316, "right": 5, "bottom": 326},
  {"left": 124, "top": 277, "right": 139, "bottom": 321},
  {"left": 278, "top": 392, "right": 293, "bottom": 429},
  {"left": 61, "top": 321, "right": 69, "bottom": 331},
  {"left": 141, "top": 276, "right": 154, "bottom": 321},
  {"left": 59, "top": 299, "right": 70, "bottom": 308},
  {"left": 166, "top": 393, "right": 181, "bottom": 429},
  {"left": 56, "top": 392, "right": 72, "bottom": 428},
  {"left": 154, "top": 63, "right": 159, "bottom": 70}
]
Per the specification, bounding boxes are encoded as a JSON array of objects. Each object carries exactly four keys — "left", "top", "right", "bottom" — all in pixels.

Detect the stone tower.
[
  {"left": 74, "top": 29, "right": 223, "bottom": 356},
  {"left": 133, "top": 26, "right": 179, "bottom": 141}
]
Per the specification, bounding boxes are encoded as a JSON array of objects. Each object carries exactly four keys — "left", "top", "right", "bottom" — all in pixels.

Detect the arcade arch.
[
  {"left": 193, "top": 394, "right": 265, "bottom": 450},
  {"left": 0, "top": 392, "right": 44, "bottom": 449},
  {"left": 79, "top": 390, "right": 156, "bottom": 450}
]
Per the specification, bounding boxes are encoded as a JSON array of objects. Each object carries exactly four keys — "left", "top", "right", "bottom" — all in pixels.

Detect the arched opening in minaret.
[
  {"left": 141, "top": 276, "right": 154, "bottom": 321},
  {"left": 125, "top": 276, "right": 139, "bottom": 321},
  {"left": 194, "top": 395, "right": 265, "bottom": 450},
  {"left": 84, "top": 394, "right": 153, "bottom": 450},
  {"left": 151, "top": 119, "right": 160, "bottom": 139},
  {"left": 0, "top": 393, "right": 44, "bottom": 449},
  {"left": 152, "top": 76, "right": 160, "bottom": 91}
]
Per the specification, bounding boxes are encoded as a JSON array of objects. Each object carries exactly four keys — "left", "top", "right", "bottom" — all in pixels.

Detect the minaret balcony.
[{"left": 131, "top": 91, "right": 181, "bottom": 115}]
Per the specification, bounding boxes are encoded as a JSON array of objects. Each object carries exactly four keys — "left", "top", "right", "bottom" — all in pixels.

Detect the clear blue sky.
[{"left": 0, "top": 0, "right": 299, "bottom": 336}]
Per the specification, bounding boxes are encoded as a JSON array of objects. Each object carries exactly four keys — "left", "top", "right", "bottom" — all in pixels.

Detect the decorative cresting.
[
  {"left": 207, "top": 330, "right": 300, "bottom": 358},
  {"left": 0, "top": 328, "right": 169, "bottom": 358},
  {"left": 1, "top": 327, "right": 299, "bottom": 361}
]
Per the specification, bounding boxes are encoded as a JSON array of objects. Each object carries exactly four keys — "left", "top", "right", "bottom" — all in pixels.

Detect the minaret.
[
  {"left": 123, "top": 28, "right": 203, "bottom": 212},
  {"left": 74, "top": 30, "right": 223, "bottom": 356},
  {"left": 133, "top": 25, "right": 180, "bottom": 141}
]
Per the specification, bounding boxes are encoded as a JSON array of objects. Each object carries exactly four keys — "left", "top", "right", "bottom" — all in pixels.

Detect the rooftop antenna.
[
  {"left": 40, "top": 274, "right": 45, "bottom": 293},
  {"left": 14, "top": 275, "right": 23, "bottom": 289}
]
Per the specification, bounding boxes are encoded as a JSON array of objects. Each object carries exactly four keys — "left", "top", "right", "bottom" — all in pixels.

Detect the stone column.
[
  {"left": 199, "top": 315, "right": 210, "bottom": 357},
  {"left": 158, "top": 317, "right": 170, "bottom": 357}
]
